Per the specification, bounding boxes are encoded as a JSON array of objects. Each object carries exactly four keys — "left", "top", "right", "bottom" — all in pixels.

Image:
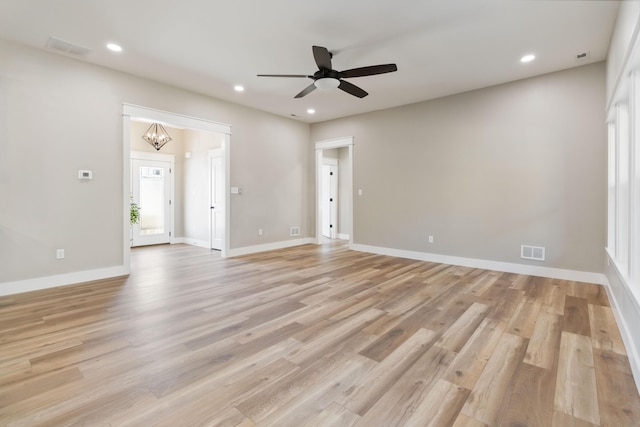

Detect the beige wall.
[
  {"left": 0, "top": 39, "right": 312, "bottom": 285},
  {"left": 311, "top": 63, "right": 607, "bottom": 273}
]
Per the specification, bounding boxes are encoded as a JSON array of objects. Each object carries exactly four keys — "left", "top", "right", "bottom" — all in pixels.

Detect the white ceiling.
[{"left": 0, "top": 0, "right": 620, "bottom": 123}]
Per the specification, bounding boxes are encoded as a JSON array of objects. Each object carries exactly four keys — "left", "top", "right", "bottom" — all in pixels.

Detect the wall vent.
[
  {"left": 521, "top": 245, "right": 545, "bottom": 261},
  {"left": 290, "top": 227, "right": 300, "bottom": 237},
  {"left": 45, "top": 36, "right": 92, "bottom": 57}
]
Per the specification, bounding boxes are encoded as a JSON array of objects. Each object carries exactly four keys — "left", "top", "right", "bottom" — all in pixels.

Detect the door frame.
[
  {"left": 123, "top": 104, "right": 232, "bottom": 273},
  {"left": 209, "top": 148, "right": 225, "bottom": 250},
  {"left": 315, "top": 137, "right": 354, "bottom": 246},
  {"left": 130, "top": 151, "right": 175, "bottom": 247}
]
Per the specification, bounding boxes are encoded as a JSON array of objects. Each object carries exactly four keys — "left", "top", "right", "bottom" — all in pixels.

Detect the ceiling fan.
[{"left": 257, "top": 45, "right": 398, "bottom": 99}]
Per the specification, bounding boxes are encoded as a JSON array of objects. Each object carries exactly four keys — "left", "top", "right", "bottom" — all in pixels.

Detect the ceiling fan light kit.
[
  {"left": 314, "top": 78, "right": 340, "bottom": 90},
  {"left": 258, "top": 45, "right": 397, "bottom": 99}
]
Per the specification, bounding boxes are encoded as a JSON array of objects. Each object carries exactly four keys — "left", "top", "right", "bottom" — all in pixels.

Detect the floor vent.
[
  {"left": 290, "top": 227, "right": 300, "bottom": 237},
  {"left": 521, "top": 245, "right": 545, "bottom": 261},
  {"left": 45, "top": 36, "right": 92, "bottom": 57}
]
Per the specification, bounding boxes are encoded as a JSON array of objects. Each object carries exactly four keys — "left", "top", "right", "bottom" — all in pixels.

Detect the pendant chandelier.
[{"left": 142, "top": 123, "right": 172, "bottom": 151}]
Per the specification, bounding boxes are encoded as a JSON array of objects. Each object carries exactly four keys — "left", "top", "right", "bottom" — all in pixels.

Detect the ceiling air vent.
[{"left": 45, "top": 36, "right": 92, "bottom": 57}]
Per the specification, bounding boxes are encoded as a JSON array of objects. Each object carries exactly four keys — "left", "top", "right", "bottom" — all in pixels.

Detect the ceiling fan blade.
[
  {"left": 339, "top": 64, "right": 398, "bottom": 78},
  {"left": 312, "top": 46, "right": 332, "bottom": 70},
  {"left": 294, "top": 83, "right": 317, "bottom": 98},
  {"left": 338, "top": 80, "right": 368, "bottom": 98},
  {"left": 257, "top": 74, "right": 310, "bottom": 78}
]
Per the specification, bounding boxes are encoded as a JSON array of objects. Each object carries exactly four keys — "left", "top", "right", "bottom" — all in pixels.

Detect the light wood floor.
[{"left": 1, "top": 242, "right": 639, "bottom": 426}]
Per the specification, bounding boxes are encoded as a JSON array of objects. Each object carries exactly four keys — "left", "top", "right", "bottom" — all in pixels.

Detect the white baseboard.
[
  {"left": 0, "top": 265, "right": 129, "bottom": 297},
  {"left": 349, "top": 243, "right": 607, "bottom": 285},
  {"left": 604, "top": 250, "right": 640, "bottom": 395},
  {"left": 172, "top": 237, "right": 210, "bottom": 249},
  {"left": 337, "top": 233, "right": 350, "bottom": 240},
  {"left": 227, "top": 238, "right": 316, "bottom": 257}
]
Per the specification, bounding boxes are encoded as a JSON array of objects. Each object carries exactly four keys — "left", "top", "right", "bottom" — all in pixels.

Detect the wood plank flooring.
[{"left": 0, "top": 242, "right": 639, "bottom": 426}]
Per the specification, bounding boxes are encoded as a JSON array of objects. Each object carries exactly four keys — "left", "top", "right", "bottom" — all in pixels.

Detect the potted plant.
[
  {"left": 130, "top": 199, "right": 140, "bottom": 225},
  {"left": 130, "top": 196, "right": 140, "bottom": 245}
]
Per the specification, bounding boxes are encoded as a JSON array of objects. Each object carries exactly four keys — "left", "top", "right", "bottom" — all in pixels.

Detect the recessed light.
[
  {"left": 520, "top": 54, "right": 535, "bottom": 63},
  {"left": 107, "top": 43, "right": 122, "bottom": 52},
  {"left": 307, "top": 108, "right": 315, "bottom": 114},
  {"left": 234, "top": 85, "right": 244, "bottom": 92}
]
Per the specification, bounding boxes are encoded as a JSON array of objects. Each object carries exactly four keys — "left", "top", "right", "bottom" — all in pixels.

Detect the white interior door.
[
  {"left": 131, "top": 158, "right": 173, "bottom": 247},
  {"left": 210, "top": 149, "right": 224, "bottom": 250},
  {"left": 322, "top": 161, "right": 338, "bottom": 239}
]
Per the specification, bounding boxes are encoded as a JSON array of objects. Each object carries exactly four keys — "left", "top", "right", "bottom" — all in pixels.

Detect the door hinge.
[
  {"left": 170, "top": 168, "right": 172, "bottom": 173},
  {"left": 169, "top": 231, "right": 172, "bottom": 237},
  {"left": 169, "top": 200, "right": 172, "bottom": 205}
]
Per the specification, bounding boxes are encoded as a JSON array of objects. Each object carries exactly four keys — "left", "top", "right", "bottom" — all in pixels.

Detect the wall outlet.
[
  {"left": 428, "top": 235, "right": 434, "bottom": 243},
  {"left": 290, "top": 226, "right": 300, "bottom": 237},
  {"left": 56, "top": 249, "right": 65, "bottom": 259},
  {"left": 258, "top": 228, "right": 263, "bottom": 236}
]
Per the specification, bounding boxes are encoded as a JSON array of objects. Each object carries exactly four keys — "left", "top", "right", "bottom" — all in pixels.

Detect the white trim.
[
  {"left": 123, "top": 103, "right": 231, "bottom": 135},
  {"left": 122, "top": 115, "right": 132, "bottom": 276},
  {"left": 607, "top": 10, "right": 640, "bottom": 117},
  {"left": 131, "top": 150, "right": 176, "bottom": 162},
  {"left": 605, "top": 249, "right": 640, "bottom": 395},
  {"left": 606, "top": 247, "right": 640, "bottom": 315},
  {"left": 337, "top": 233, "right": 350, "bottom": 240},
  {"left": 223, "top": 134, "right": 231, "bottom": 258},
  {"left": 632, "top": 72, "right": 640, "bottom": 284},
  {"left": 350, "top": 243, "right": 607, "bottom": 285},
  {"left": 0, "top": 266, "right": 129, "bottom": 297},
  {"left": 172, "top": 237, "right": 210, "bottom": 249},
  {"left": 323, "top": 157, "right": 338, "bottom": 166},
  {"left": 315, "top": 137, "right": 354, "bottom": 150},
  {"left": 227, "top": 238, "right": 315, "bottom": 257}
]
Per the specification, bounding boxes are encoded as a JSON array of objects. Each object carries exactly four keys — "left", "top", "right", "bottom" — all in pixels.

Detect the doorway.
[
  {"left": 315, "top": 137, "right": 354, "bottom": 246},
  {"left": 131, "top": 152, "right": 175, "bottom": 247},
  {"left": 123, "top": 104, "right": 232, "bottom": 273}
]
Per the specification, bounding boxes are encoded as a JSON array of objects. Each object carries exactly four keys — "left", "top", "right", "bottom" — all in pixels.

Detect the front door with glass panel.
[{"left": 131, "top": 158, "right": 172, "bottom": 246}]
